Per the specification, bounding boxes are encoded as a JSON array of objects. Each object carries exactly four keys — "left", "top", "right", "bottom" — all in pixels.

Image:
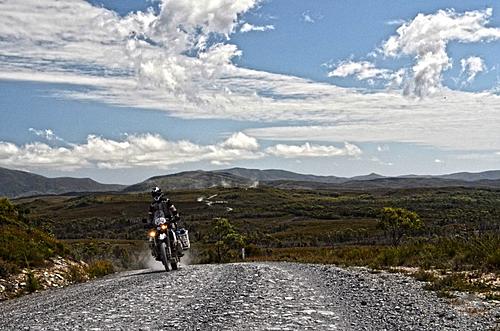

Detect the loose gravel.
[{"left": 0, "top": 262, "right": 498, "bottom": 330}]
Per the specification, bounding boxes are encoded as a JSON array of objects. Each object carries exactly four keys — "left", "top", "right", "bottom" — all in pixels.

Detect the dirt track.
[{"left": 0, "top": 263, "right": 497, "bottom": 330}]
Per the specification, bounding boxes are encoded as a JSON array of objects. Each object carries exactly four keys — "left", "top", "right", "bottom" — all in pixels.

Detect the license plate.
[{"left": 159, "top": 233, "right": 166, "bottom": 240}]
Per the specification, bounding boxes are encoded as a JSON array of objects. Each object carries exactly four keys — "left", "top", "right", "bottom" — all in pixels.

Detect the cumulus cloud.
[
  {"left": 0, "top": 0, "right": 263, "bottom": 104},
  {"left": 382, "top": 8, "right": 500, "bottom": 97},
  {"left": 119, "top": 0, "right": 263, "bottom": 102},
  {"left": 330, "top": 9, "right": 500, "bottom": 96},
  {"left": 265, "top": 142, "right": 362, "bottom": 158},
  {"left": 221, "top": 132, "right": 259, "bottom": 150},
  {"left": 460, "top": 56, "right": 486, "bottom": 83},
  {"left": 0, "top": 132, "right": 362, "bottom": 170},
  {"left": 0, "top": 132, "right": 264, "bottom": 171},
  {"left": 327, "top": 60, "right": 401, "bottom": 85},
  {"left": 240, "top": 23, "right": 274, "bottom": 33}
]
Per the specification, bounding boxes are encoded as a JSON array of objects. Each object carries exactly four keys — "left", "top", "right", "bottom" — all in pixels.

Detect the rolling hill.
[
  {"left": 0, "top": 167, "right": 124, "bottom": 198},
  {"left": 3, "top": 166, "right": 500, "bottom": 197},
  {"left": 123, "top": 170, "right": 256, "bottom": 193}
]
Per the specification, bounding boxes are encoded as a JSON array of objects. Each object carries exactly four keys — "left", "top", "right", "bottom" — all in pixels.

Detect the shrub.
[
  {"left": 25, "top": 271, "right": 41, "bottom": 293},
  {"left": 0, "top": 258, "right": 19, "bottom": 277},
  {"left": 378, "top": 207, "right": 422, "bottom": 246},
  {"left": 413, "top": 269, "right": 437, "bottom": 282},
  {"left": 86, "top": 260, "right": 114, "bottom": 278},
  {"left": 67, "top": 264, "right": 87, "bottom": 283}
]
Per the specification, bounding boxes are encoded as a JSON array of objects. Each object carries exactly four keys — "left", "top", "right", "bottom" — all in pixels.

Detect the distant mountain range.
[
  {"left": 126, "top": 167, "right": 500, "bottom": 192},
  {"left": 1, "top": 166, "right": 500, "bottom": 198},
  {"left": 0, "top": 167, "right": 124, "bottom": 198}
]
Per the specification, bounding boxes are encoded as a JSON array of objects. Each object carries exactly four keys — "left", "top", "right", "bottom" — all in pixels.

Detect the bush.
[
  {"left": 86, "top": 260, "right": 114, "bottom": 278},
  {"left": 25, "top": 271, "right": 41, "bottom": 293},
  {"left": 413, "top": 269, "right": 437, "bottom": 282},
  {"left": 66, "top": 264, "right": 87, "bottom": 283},
  {"left": 0, "top": 198, "right": 67, "bottom": 276},
  {"left": 0, "top": 258, "right": 19, "bottom": 277}
]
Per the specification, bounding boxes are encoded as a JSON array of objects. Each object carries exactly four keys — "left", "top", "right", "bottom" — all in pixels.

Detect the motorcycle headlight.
[
  {"left": 148, "top": 230, "right": 156, "bottom": 238},
  {"left": 160, "top": 224, "right": 168, "bottom": 230}
]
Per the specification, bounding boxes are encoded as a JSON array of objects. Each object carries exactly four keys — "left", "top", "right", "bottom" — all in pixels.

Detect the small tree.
[
  {"left": 209, "top": 218, "right": 245, "bottom": 263},
  {"left": 378, "top": 207, "right": 422, "bottom": 246}
]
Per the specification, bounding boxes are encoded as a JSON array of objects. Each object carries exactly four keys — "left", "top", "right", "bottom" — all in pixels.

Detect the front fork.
[{"left": 150, "top": 229, "right": 180, "bottom": 259}]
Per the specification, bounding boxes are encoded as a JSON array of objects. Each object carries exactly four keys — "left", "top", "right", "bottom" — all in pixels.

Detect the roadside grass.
[
  {"left": 86, "top": 260, "right": 115, "bottom": 278},
  {"left": 247, "top": 235, "right": 500, "bottom": 296},
  {"left": 64, "top": 239, "right": 147, "bottom": 271},
  {"left": 0, "top": 198, "right": 67, "bottom": 274}
]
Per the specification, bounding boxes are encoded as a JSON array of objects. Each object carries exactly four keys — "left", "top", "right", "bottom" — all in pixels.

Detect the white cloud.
[
  {"left": 265, "top": 142, "right": 362, "bottom": 158},
  {"left": 0, "top": 132, "right": 264, "bottom": 171},
  {"left": 386, "top": 19, "right": 406, "bottom": 26},
  {"left": 382, "top": 8, "right": 500, "bottom": 97},
  {"left": 328, "top": 60, "right": 397, "bottom": 84},
  {"left": 221, "top": 132, "right": 259, "bottom": 150},
  {"left": 119, "top": 0, "right": 263, "bottom": 102},
  {"left": 302, "top": 12, "right": 315, "bottom": 23},
  {"left": 243, "top": 89, "right": 500, "bottom": 150},
  {"left": 28, "top": 128, "right": 64, "bottom": 142},
  {"left": 460, "top": 56, "right": 486, "bottom": 83},
  {"left": 0, "top": 132, "right": 362, "bottom": 170},
  {"left": 301, "top": 11, "right": 322, "bottom": 24},
  {"left": 0, "top": 0, "right": 262, "bottom": 103},
  {"left": 240, "top": 23, "right": 274, "bottom": 33}
]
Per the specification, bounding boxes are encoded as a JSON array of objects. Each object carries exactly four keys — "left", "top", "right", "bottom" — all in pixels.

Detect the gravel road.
[{"left": 0, "top": 262, "right": 498, "bottom": 330}]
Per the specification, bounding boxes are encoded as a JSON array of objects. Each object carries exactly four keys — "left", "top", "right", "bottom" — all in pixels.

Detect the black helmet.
[{"left": 151, "top": 186, "right": 162, "bottom": 200}]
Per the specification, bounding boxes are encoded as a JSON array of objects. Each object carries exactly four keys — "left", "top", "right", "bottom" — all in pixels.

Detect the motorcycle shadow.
[{"left": 118, "top": 269, "right": 169, "bottom": 279}]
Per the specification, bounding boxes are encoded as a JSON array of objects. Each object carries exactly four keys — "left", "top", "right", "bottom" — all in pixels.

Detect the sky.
[{"left": 1, "top": 0, "right": 500, "bottom": 184}]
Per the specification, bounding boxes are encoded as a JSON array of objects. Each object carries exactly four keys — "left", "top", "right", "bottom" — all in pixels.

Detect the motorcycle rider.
[
  {"left": 148, "top": 186, "right": 180, "bottom": 228},
  {"left": 148, "top": 186, "right": 183, "bottom": 259}
]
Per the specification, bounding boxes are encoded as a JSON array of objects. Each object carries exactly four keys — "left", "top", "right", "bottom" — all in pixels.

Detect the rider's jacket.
[{"left": 148, "top": 196, "right": 179, "bottom": 225}]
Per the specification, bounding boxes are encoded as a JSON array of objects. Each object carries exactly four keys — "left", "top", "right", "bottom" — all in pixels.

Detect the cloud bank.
[{"left": 0, "top": 131, "right": 360, "bottom": 171}]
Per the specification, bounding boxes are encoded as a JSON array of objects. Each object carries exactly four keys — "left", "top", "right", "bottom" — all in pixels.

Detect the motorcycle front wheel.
[{"left": 159, "top": 242, "right": 172, "bottom": 272}]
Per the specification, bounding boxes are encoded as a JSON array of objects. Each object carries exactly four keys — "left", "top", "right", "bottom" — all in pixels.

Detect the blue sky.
[{"left": 1, "top": 0, "right": 500, "bottom": 184}]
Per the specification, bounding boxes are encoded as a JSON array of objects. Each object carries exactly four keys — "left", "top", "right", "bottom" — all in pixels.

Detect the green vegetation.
[
  {"left": 377, "top": 207, "right": 422, "bottom": 246},
  {"left": 86, "top": 260, "right": 115, "bottom": 278},
  {"left": 25, "top": 271, "right": 41, "bottom": 293},
  {"left": 12, "top": 185, "right": 500, "bottom": 296},
  {"left": 65, "top": 239, "right": 146, "bottom": 270},
  {"left": 205, "top": 218, "right": 246, "bottom": 263},
  {"left": 67, "top": 264, "right": 87, "bottom": 283},
  {"left": 0, "top": 198, "right": 67, "bottom": 276}
]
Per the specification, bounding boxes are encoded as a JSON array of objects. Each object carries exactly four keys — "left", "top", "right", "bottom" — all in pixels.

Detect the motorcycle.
[{"left": 143, "top": 217, "right": 190, "bottom": 272}]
